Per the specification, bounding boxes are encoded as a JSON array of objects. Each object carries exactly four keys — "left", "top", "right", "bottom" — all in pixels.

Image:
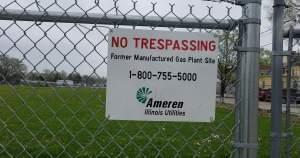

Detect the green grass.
[{"left": 0, "top": 85, "right": 299, "bottom": 157}]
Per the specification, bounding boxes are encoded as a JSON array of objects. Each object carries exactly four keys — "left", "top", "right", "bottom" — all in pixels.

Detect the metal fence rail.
[
  {"left": 0, "top": 0, "right": 260, "bottom": 157},
  {"left": 0, "top": 9, "right": 237, "bottom": 30}
]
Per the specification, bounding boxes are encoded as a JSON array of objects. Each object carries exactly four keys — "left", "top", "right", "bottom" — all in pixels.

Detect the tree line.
[
  {"left": 0, "top": 55, "right": 106, "bottom": 85},
  {"left": 1, "top": 35, "right": 272, "bottom": 96}
]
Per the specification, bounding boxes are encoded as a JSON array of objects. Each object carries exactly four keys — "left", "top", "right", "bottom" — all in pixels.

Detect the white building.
[{"left": 56, "top": 80, "right": 74, "bottom": 86}]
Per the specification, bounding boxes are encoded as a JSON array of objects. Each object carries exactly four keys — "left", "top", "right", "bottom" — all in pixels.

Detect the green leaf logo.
[{"left": 136, "top": 87, "right": 152, "bottom": 104}]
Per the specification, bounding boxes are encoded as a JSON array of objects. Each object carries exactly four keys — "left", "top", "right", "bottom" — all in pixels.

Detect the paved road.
[{"left": 219, "top": 97, "right": 300, "bottom": 116}]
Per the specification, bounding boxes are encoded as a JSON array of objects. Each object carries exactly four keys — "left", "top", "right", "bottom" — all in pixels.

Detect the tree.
[
  {"left": 259, "top": 49, "right": 272, "bottom": 88},
  {"left": 60, "top": 70, "right": 67, "bottom": 79},
  {"left": 67, "top": 72, "right": 82, "bottom": 83},
  {"left": 260, "top": 48, "right": 272, "bottom": 67},
  {"left": 0, "top": 55, "right": 27, "bottom": 84},
  {"left": 266, "top": 0, "right": 299, "bottom": 26},
  {"left": 284, "top": 0, "right": 299, "bottom": 22},
  {"left": 27, "top": 72, "right": 42, "bottom": 80},
  {"left": 39, "top": 69, "right": 67, "bottom": 82},
  {"left": 82, "top": 75, "right": 96, "bottom": 85},
  {"left": 81, "top": 74, "right": 106, "bottom": 86},
  {"left": 41, "top": 69, "right": 51, "bottom": 81},
  {"left": 218, "top": 31, "right": 238, "bottom": 102}
]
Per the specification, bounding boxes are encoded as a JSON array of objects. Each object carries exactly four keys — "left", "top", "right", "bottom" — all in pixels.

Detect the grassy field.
[{"left": 0, "top": 85, "right": 299, "bottom": 157}]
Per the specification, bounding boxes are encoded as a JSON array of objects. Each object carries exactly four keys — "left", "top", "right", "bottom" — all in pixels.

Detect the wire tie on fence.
[{"left": 233, "top": 143, "right": 258, "bottom": 149}]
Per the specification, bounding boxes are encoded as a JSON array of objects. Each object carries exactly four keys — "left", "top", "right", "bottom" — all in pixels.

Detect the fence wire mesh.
[
  {"left": 0, "top": 0, "right": 242, "bottom": 157},
  {"left": 284, "top": 71, "right": 300, "bottom": 157},
  {"left": 282, "top": 40, "right": 300, "bottom": 157}
]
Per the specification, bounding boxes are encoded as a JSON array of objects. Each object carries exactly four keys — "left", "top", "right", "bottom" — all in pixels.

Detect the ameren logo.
[{"left": 136, "top": 87, "right": 186, "bottom": 116}]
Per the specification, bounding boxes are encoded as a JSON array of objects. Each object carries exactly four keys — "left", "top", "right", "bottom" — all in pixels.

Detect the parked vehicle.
[
  {"left": 259, "top": 88, "right": 271, "bottom": 101},
  {"left": 56, "top": 80, "right": 74, "bottom": 86},
  {"left": 282, "top": 88, "right": 300, "bottom": 104},
  {"left": 259, "top": 88, "right": 300, "bottom": 103}
]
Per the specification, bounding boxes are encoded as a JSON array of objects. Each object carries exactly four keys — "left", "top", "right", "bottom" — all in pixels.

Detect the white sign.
[{"left": 106, "top": 28, "right": 218, "bottom": 122}]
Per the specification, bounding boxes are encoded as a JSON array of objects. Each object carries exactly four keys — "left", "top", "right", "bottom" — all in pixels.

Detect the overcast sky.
[{"left": 0, "top": 0, "right": 273, "bottom": 77}]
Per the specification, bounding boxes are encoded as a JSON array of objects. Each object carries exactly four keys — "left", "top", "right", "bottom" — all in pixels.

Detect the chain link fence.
[
  {"left": 280, "top": 29, "right": 300, "bottom": 157},
  {"left": 285, "top": 70, "right": 300, "bottom": 157},
  {"left": 0, "top": 0, "right": 252, "bottom": 157}
]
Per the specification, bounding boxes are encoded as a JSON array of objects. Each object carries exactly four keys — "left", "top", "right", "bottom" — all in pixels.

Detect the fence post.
[
  {"left": 271, "top": 0, "right": 285, "bottom": 157},
  {"left": 245, "top": 1, "right": 260, "bottom": 158},
  {"left": 234, "top": 1, "right": 260, "bottom": 158},
  {"left": 236, "top": 0, "right": 261, "bottom": 157},
  {"left": 235, "top": 21, "right": 245, "bottom": 158}
]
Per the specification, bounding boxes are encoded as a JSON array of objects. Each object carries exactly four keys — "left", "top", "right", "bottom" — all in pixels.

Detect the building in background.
[
  {"left": 56, "top": 80, "right": 74, "bottom": 86},
  {"left": 259, "top": 62, "right": 300, "bottom": 89}
]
